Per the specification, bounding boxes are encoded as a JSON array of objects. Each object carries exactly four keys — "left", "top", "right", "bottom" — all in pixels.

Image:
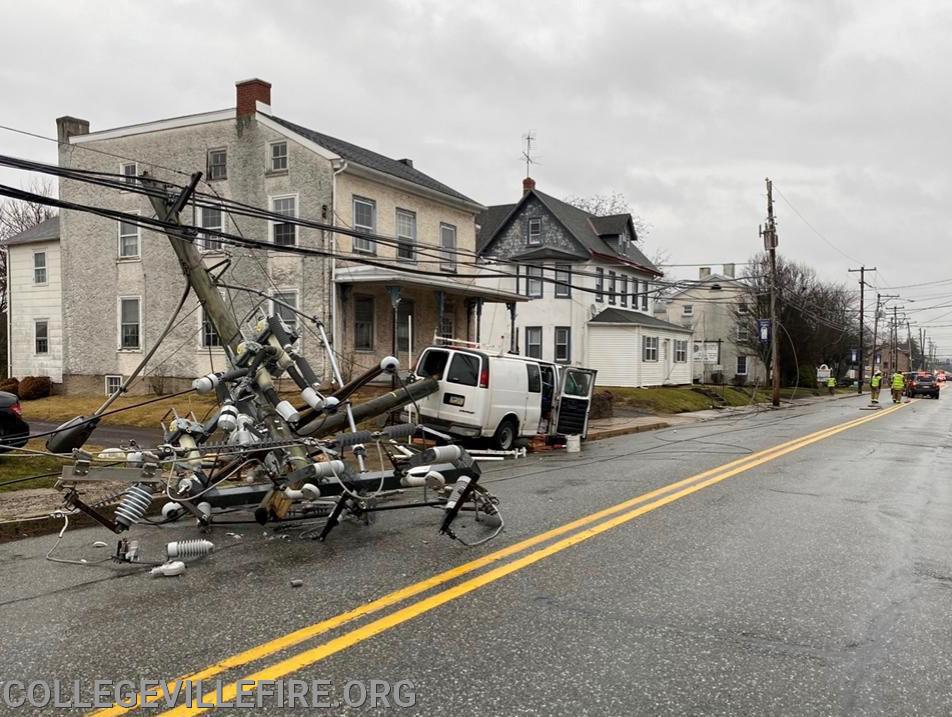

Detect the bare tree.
[{"left": 564, "top": 192, "right": 668, "bottom": 266}]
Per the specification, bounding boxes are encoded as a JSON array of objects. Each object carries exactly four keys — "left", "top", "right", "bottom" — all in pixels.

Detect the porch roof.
[{"left": 335, "top": 265, "right": 527, "bottom": 303}]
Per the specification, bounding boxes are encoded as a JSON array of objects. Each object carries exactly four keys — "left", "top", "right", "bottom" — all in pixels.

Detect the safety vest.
[
  {"left": 826, "top": 377, "right": 836, "bottom": 387},
  {"left": 870, "top": 374, "right": 881, "bottom": 388},
  {"left": 891, "top": 373, "right": 905, "bottom": 390}
]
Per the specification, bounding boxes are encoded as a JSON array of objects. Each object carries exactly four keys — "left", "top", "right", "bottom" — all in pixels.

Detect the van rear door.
[
  {"left": 436, "top": 351, "right": 485, "bottom": 430},
  {"left": 413, "top": 348, "right": 451, "bottom": 419},
  {"left": 551, "top": 368, "right": 597, "bottom": 437}
]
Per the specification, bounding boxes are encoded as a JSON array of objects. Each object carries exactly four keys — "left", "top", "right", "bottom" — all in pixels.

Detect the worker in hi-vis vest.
[
  {"left": 870, "top": 370, "right": 882, "bottom": 404},
  {"left": 890, "top": 370, "right": 905, "bottom": 403},
  {"left": 826, "top": 375, "right": 837, "bottom": 395}
]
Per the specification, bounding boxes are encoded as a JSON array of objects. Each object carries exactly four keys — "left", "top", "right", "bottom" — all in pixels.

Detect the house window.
[
  {"left": 121, "top": 162, "right": 138, "bottom": 187},
  {"left": 736, "top": 355, "right": 749, "bottom": 375},
  {"left": 525, "top": 326, "right": 543, "bottom": 359},
  {"left": 272, "top": 291, "right": 299, "bottom": 333},
  {"left": 105, "top": 375, "right": 123, "bottom": 396},
  {"left": 33, "top": 251, "right": 47, "bottom": 284},
  {"left": 608, "top": 271, "right": 617, "bottom": 305},
  {"left": 118, "top": 214, "right": 140, "bottom": 258},
  {"left": 675, "top": 340, "right": 688, "bottom": 363},
  {"left": 643, "top": 335, "right": 659, "bottom": 362},
  {"left": 737, "top": 301, "right": 749, "bottom": 315},
  {"left": 620, "top": 276, "right": 628, "bottom": 307},
  {"left": 270, "top": 141, "right": 288, "bottom": 171},
  {"left": 207, "top": 149, "right": 227, "bottom": 180},
  {"left": 595, "top": 268, "right": 604, "bottom": 302},
  {"left": 354, "top": 295, "right": 374, "bottom": 350},
  {"left": 440, "top": 223, "right": 457, "bottom": 272},
  {"left": 353, "top": 197, "right": 376, "bottom": 253},
  {"left": 34, "top": 320, "right": 49, "bottom": 354},
  {"left": 737, "top": 322, "right": 750, "bottom": 341},
  {"left": 641, "top": 283, "right": 649, "bottom": 311},
  {"left": 683, "top": 304, "right": 694, "bottom": 316},
  {"left": 439, "top": 303, "right": 456, "bottom": 339},
  {"left": 554, "top": 264, "right": 571, "bottom": 298},
  {"left": 631, "top": 278, "right": 639, "bottom": 306},
  {"left": 526, "top": 265, "right": 543, "bottom": 298},
  {"left": 271, "top": 196, "right": 297, "bottom": 246},
  {"left": 397, "top": 299, "right": 414, "bottom": 352},
  {"left": 527, "top": 217, "right": 542, "bottom": 246},
  {"left": 396, "top": 209, "right": 416, "bottom": 261},
  {"left": 554, "top": 327, "right": 571, "bottom": 363},
  {"left": 199, "top": 205, "right": 223, "bottom": 251},
  {"left": 201, "top": 308, "right": 221, "bottom": 348},
  {"left": 119, "top": 297, "right": 141, "bottom": 350}
]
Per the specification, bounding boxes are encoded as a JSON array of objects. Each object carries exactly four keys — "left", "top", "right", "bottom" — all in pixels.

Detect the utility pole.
[
  {"left": 848, "top": 266, "right": 874, "bottom": 394},
  {"left": 760, "top": 178, "right": 781, "bottom": 407},
  {"left": 906, "top": 320, "right": 912, "bottom": 372},
  {"left": 870, "top": 293, "right": 881, "bottom": 376}
]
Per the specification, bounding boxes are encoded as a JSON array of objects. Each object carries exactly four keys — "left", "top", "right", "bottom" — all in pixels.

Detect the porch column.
[
  {"left": 507, "top": 301, "right": 517, "bottom": 353},
  {"left": 435, "top": 289, "right": 445, "bottom": 342},
  {"left": 387, "top": 285, "right": 401, "bottom": 388},
  {"left": 476, "top": 298, "right": 484, "bottom": 344}
]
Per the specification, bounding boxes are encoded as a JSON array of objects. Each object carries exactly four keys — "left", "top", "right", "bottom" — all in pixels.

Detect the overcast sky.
[{"left": 2, "top": 0, "right": 951, "bottom": 354}]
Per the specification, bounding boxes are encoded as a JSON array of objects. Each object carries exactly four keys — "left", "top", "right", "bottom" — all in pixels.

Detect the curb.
[{"left": 585, "top": 421, "right": 671, "bottom": 442}]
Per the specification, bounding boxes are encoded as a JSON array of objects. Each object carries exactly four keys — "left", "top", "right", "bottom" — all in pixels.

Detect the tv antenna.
[{"left": 521, "top": 130, "right": 538, "bottom": 176}]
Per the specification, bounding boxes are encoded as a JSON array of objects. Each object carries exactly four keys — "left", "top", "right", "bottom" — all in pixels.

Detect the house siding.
[
  {"left": 8, "top": 240, "right": 63, "bottom": 383},
  {"left": 587, "top": 324, "right": 693, "bottom": 387}
]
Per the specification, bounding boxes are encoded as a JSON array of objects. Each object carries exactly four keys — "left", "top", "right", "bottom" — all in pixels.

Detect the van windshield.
[
  {"left": 447, "top": 353, "right": 480, "bottom": 386},
  {"left": 419, "top": 350, "right": 450, "bottom": 379}
]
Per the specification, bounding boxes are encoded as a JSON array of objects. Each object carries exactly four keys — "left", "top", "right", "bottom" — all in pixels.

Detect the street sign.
[
  {"left": 757, "top": 319, "right": 771, "bottom": 343},
  {"left": 817, "top": 363, "right": 831, "bottom": 382}
]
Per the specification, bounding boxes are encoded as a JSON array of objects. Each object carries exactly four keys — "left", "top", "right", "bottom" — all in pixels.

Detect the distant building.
[
  {"left": 476, "top": 178, "right": 692, "bottom": 387},
  {"left": 658, "top": 266, "right": 766, "bottom": 385},
  {"left": 4, "top": 216, "right": 63, "bottom": 384}
]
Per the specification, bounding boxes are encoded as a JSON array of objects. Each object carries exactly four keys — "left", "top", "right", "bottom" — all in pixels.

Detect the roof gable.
[{"left": 3, "top": 216, "right": 59, "bottom": 246}]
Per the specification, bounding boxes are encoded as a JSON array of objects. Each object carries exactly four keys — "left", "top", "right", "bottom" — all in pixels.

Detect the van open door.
[{"left": 551, "top": 367, "right": 597, "bottom": 438}]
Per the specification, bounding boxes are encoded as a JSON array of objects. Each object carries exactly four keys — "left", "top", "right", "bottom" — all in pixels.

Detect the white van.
[{"left": 411, "top": 345, "right": 597, "bottom": 449}]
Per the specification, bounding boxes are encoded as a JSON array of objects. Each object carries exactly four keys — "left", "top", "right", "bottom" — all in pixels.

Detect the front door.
[{"left": 551, "top": 367, "right": 597, "bottom": 437}]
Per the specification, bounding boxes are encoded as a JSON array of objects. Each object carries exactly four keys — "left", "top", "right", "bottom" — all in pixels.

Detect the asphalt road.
[{"left": 2, "top": 394, "right": 951, "bottom": 716}]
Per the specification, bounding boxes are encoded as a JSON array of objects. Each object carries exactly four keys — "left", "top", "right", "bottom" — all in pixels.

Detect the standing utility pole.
[
  {"left": 849, "top": 266, "right": 874, "bottom": 394},
  {"left": 761, "top": 178, "right": 781, "bottom": 407}
]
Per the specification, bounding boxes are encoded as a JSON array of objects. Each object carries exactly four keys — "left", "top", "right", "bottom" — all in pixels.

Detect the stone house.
[
  {"left": 476, "top": 178, "right": 693, "bottom": 387},
  {"left": 48, "top": 79, "right": 518, "bottom": 395},
  {"left": 657, "top": 266, "right": 767, "bottom": 385},
  {"left": 4, "top": 216, "right": 63, "bottom": 384}
]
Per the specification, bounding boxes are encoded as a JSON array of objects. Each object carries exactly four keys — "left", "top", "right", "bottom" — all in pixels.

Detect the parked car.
[
  {"left": 411, "top": 345, "right": 596, "bottom": 449},
  {"left": 908, "top": 373, "right": 940, "bottom": 399},
  {"left": 0, "top": 391, "right": 30, "bottom": 452}
]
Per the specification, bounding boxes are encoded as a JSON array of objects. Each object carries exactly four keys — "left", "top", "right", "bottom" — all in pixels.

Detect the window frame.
[
  {"left": 736, "top": 322, "right": 750, "bottom": 341},
  {"left": 117, "top": 296, "right": 142, "bottom": 351},
  {"left": 525, "top": 326, "right": 543, "bottom": 359},
  {"left": 642, "top": 335, "right": 659, "bottom": 362},
  {"left": 554, "top": 264, "right": 571, "bottom": 298},
  {"left": 354, "top": 294, "right": 375, "bottom": 351},
  {"left": 736, "top": 354, "right": 749, "bottom": 376},
  {"left": 269, "top": 194, "right": 298, "bottom": 247},
  {"left": 608, "top": 271, "right": 617, "bottom": 306},
  {"left": 120, "top": 162, "right": 138, "bottom": 189},
  {"left": 440, "top": 222, "right": 458, "bottom": 273},
  {"left": 395, "top": 208, "right": 416, "bottom": 262},
  {"left": 352, "top": 196, "right": 376, "bottom": 254},
  {"left": 674, "top": 339, "right": 688, "bottom": 363},
  {"left": 737, "top": 301, "right": 749, "bottom": 316},
  {"left": 104, "top": 374, "right": 123, "bottom": 397},
  {"left": 269, "top": 140, "right": 288, "bottom": 172},
  {"left": 682, "top": 304, "right": 694, "bottom": 316},
  {"left": 526, "top": 217, "right": 542, "bottom": 246},
  {"left": 198, "top": 204, "right": 224, "bottom": 252},
  {"left": 32, "top": 250, "right": 47, "bottom": 285},
  {"left": 207, "top": 148, "right": 227, "bottom": 180},
  {"left": 526, "top": 264, "right": 543, "bottom": 298},
  {"left": 595, "top": 268, "right": 605, "bottom": 303},
  {"left": 34, "top": 319, "right": 49, "bottom": 355},
  {"left": 200, "top": 307, "right": 223, "bottom": 349},
  {"left": 641, "top": 283, "right": 649, "bottom": 311},
  {"left": 620, "top": 275, "right": 628, "bottom": 307},
  {"left": 554, "top": 326, "right": 571, "bottom": 363},
  {"left": 270, "top": 289, "right": 300, "bottom": 334},
  {"left": 117, "top": 211, "right": 141, "bottom": 259}
]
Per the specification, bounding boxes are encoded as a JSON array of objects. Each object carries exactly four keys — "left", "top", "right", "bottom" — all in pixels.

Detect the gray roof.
[
  {"left": 271, "top": 116, "right": 478, "bottom": 206},
  {"left": 3, "top": 216, "right": 59, "bottom": 246},
  {"left": 477, "top": 189, "right": 661, "bottom": 275},
  {"left": 589, "top": 307, "right": 692, "bottom": 333}
]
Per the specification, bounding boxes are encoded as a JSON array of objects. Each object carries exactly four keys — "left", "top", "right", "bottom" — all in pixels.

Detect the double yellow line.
[{"left": 94, "top": 402, "right": 906, "bottom": 716}]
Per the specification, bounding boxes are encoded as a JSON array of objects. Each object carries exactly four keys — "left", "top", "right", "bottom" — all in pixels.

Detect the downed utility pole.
[
  {"left": 761, "top": 178, "right": 781, "bottom": 407},
  {"left": 848, "top": 265, "right": 875, "bottom": 395}
]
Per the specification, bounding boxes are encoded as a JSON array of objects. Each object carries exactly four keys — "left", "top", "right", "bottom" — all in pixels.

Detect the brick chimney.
[
  {"left": 699, "top": 266, "right": 711, "bottom": 279},
  {"left": 56, "top": 116, "right": 89, "bottom": 143},
  {"left": 522, "top": 176, "right": 536, "bottom": 195},
  {"left": 236, "top": 78, "right": 271, "bottom": 117},
  {"left": 722, "top": 263, "right": 735, "bottom": 278}
]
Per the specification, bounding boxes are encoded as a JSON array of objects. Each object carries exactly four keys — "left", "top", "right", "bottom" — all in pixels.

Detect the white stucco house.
[
  {"left": 4, "top": 216, "right": 63, "bottom": 384},
  {"left": 476, "top": 179, "right": 693, "bottom": 387}
]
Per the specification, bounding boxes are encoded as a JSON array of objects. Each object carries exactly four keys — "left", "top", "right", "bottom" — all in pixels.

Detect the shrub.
[
  {"left": 0, "top": 377, "right": 19, "bottom": 397},
  {"left": 796, "top": 365, "right": 818, "bottom": 390},
  {"left": 589, "top": 390, "right": 614, "bottom": 420},
  {"left": 18, "top": 375, "right": 52, "bottom": 400},
  {"left": 731, "top": 374, "right": 747, "bottom": 387}
]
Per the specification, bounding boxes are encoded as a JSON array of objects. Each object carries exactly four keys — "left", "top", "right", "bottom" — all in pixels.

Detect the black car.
[
  {"left": 0, "top": 391, "right": 29, "bottom": 452},
  {"left": 908, "top": 374, "right": 940, "bottom": 399}
]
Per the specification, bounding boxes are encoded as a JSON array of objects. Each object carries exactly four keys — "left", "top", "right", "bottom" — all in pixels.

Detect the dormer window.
[{"left": 527, "top": 217, "right": 542, "bottom": 246}]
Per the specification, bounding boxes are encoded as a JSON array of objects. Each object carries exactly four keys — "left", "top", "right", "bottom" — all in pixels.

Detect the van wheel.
[{"left": 493, "top": 418, "right": 518, "bottom": 451}]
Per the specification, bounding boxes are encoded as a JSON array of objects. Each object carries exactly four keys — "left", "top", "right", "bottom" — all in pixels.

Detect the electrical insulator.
[
  {"left": 166, "top": 539, "right": 215, "bottom": 561},
  {"left": 114, "top": 483, "right": 153, "bottom": 531}
]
